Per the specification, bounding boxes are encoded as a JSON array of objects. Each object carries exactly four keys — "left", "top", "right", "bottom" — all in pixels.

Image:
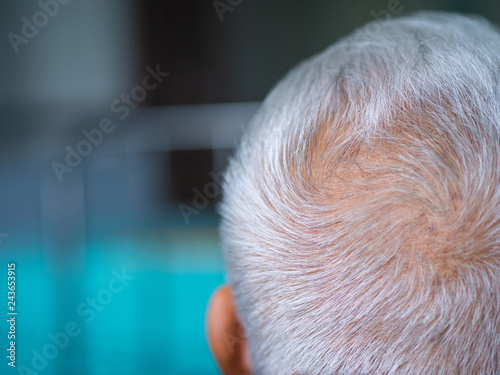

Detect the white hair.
[{"left": 220, "top": 11, "right": 500, "bottom": 374}]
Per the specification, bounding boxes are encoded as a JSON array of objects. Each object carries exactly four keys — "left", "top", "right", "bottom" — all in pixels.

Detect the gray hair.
[{"left": 220, "top": 11, "right": 500, "bottom": 374}]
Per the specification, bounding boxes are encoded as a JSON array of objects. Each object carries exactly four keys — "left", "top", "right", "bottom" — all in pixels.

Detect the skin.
[{"left": 206, "top": 285, "right": 252, "bottom": 375}]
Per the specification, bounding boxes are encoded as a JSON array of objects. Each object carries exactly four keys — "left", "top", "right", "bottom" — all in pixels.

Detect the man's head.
[{"left": 208, "top": 11, "right": 500, "bottom": 374}]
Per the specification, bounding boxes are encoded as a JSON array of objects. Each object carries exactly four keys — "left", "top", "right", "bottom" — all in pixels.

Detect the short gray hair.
[{"left": 220, "top": 11, "right": 500, "bottom": 374}]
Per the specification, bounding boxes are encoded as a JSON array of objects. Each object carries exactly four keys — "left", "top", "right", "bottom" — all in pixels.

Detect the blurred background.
[{"left": 1, "top": 1, "right": 499, "bottom": 374}]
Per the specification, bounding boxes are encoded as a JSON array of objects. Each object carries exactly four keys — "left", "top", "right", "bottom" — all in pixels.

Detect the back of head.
[{"left": 220, "top": 11, "right": 500, "bottom": 374}]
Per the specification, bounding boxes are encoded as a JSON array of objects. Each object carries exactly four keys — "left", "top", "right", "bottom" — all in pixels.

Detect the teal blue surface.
[{"left": 2, "top": 225, "right": 225, "bottom": 375}]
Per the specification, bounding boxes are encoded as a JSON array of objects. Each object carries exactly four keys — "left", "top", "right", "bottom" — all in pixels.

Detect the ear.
[{"left": 206, "top": 285, "right": 252, "bottom": 375}]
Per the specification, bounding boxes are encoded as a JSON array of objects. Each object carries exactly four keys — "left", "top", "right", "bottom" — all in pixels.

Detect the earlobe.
[{"left": 206, "top": 285, "right": 252, "bottom": 375}]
